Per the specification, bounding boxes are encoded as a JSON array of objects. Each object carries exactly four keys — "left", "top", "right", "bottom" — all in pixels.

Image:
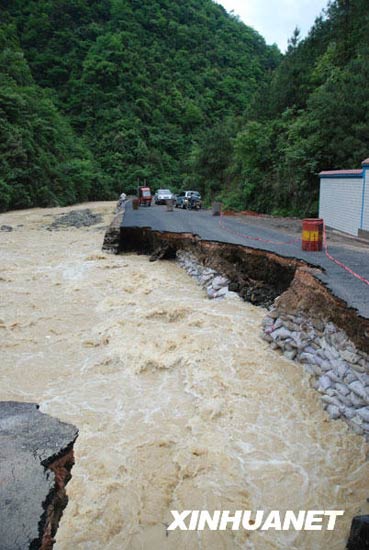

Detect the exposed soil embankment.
[
  {"left": 118, "top": 226, "right": 369, "bottom": 353},
  {"left": 119, "top": 227, "right": 299, "bottom": 307},
  {"left": 40, "top": 446, "right": 76, "bottom": 550},
  {"left": 275, "top": 267, "right": 369, "bottom": 354},
  {"left": 102, "top": 206, "right": 125, "bottom": 253}
]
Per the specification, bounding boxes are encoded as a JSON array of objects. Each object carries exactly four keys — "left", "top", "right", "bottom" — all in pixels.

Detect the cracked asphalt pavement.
[{"left": 122, "top": 202, "right": 369, "bottom": 319}]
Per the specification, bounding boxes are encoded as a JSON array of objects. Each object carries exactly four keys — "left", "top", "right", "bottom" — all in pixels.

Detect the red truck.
[{"left": 137, "top": 186, "right": 152, "bottom": 207}]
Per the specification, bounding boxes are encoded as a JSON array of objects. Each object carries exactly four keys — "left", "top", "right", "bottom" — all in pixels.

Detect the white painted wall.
[
  {"left": 363, "top": 169, "right": 369, "bottom": 231},
  {"left": 319, "top": 177, "right": 363, "bottom": 236}
]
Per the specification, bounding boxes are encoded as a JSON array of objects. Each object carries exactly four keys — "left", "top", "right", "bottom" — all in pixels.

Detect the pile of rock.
[
  {"left": 176, "top": 251, "right": 235, "bottom": 300},
  {"left": 262, "top": 309, "right": 369, "bottom": 437},
  {"left": 47, "top": 209, "right": 103, "bottom": 230}
]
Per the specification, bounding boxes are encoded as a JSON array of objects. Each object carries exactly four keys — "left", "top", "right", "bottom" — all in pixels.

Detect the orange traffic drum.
[{"left": 302, "top": 218, "right": 324, "bottom": 251}]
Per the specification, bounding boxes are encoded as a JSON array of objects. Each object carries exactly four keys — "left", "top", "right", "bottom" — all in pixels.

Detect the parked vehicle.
[
  {"left": 175, "top": 191, "right": 202, "bottom": 209},
  {"left": 154, "top": 189, "right": 174, "bottom": 204},
  {"left": 137, "top": 186, "right": 152, "bottom": 206}
]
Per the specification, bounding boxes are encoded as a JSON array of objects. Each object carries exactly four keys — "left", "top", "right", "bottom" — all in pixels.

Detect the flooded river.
[{"left": 1, "top": 203, "right": 369, "bottom": 550}]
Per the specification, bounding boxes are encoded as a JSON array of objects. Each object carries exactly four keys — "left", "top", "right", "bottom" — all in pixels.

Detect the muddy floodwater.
[{"left": 1, "top": 202, "right": 369, "bottom": 550}]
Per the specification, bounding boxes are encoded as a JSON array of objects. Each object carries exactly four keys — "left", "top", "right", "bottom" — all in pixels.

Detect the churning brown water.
[{"left": 1, "top": 202, "right": 369, "bottom": 550}]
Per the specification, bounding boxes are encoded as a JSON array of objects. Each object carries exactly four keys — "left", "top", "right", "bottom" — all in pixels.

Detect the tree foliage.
[
  {"left": 0, "top": 21, "right": 109, "bottom": 210},
  {"left": 0, "top": 0, "right": 277, "bottom": 210},
  {"left": 225, "top": 0, "right": 369, "bottom": 215},
  {"left": 2, "top": 0, "right": 369, "bottom": 215}
]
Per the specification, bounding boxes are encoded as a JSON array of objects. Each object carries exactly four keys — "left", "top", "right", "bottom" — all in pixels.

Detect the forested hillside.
[
  {"left": 0, "top": 0, "right": 278, "bottom": 211},
  {"left": 210, "top": 0, "right": 369, "bottom": 215},
  {"left": 0, "top": 19, "right": 108, "bottom": 210},
  {"left": 1, "top": 0, "right": 369, "bottom": 215}
]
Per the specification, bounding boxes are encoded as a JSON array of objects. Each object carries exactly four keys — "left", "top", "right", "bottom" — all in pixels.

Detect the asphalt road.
[
  {"left": 0, "top": 402, "right": 78, "bottom": 550},
  {"left": 122, "top": 202, "right": 369, "bottom": 319}
]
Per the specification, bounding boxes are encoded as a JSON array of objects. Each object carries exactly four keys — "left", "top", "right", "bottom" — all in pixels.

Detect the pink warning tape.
[
  {"left": 323, "top": 221, "right": 369, "bottom": 287},
  {"left": 219, "top": 213, "right": 299, "bottom": 246},
  {"left": 219, "top": 213, "right": 369, "bottom": 287}
]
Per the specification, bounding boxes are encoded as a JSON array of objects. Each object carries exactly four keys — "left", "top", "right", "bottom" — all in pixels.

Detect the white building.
[{"left": 319, "top": 158, "right": 369, "bottom": 238}]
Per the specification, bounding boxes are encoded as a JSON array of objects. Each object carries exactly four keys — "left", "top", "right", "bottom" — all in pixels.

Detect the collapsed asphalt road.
[{"left": 122, "top": 202, "right": 369, "bottom": 319}]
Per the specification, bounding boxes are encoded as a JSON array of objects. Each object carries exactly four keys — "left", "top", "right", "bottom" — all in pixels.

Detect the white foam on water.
[{"left": 0, "top": 203, "right": 369, "bottom": 550}]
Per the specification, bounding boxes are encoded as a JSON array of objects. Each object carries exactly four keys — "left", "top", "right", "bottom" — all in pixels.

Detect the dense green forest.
[
  {"left": 219, "top": 0, "right": 369, "bottom": 215},
  {"left": 1, "top": 0, "right": 369, "bottom": 215},
  {"left": 0, "top": 0, "right": 277, "bottom": 210}
]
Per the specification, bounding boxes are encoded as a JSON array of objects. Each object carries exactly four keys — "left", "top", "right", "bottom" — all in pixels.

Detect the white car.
[{"left": 154, "top": 189, "right": 174, "bottom": 204}]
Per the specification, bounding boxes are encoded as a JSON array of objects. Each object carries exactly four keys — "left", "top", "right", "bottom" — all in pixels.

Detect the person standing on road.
[
  {"left": 117, "top": 192, "right": 127, "bottom": 211},
  {"left": 189, "top": 192, "right": 196, "bottom": 209}
]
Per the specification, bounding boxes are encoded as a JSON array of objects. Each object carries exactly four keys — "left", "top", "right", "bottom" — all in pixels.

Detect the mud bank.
[{"left": 0, "top": 402, "right": 77, "bottom": 550}]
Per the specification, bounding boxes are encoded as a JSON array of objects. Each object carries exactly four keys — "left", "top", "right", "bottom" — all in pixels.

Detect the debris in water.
[{"left": 46, "top": 209, "right": 103, "bottom": 230}]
